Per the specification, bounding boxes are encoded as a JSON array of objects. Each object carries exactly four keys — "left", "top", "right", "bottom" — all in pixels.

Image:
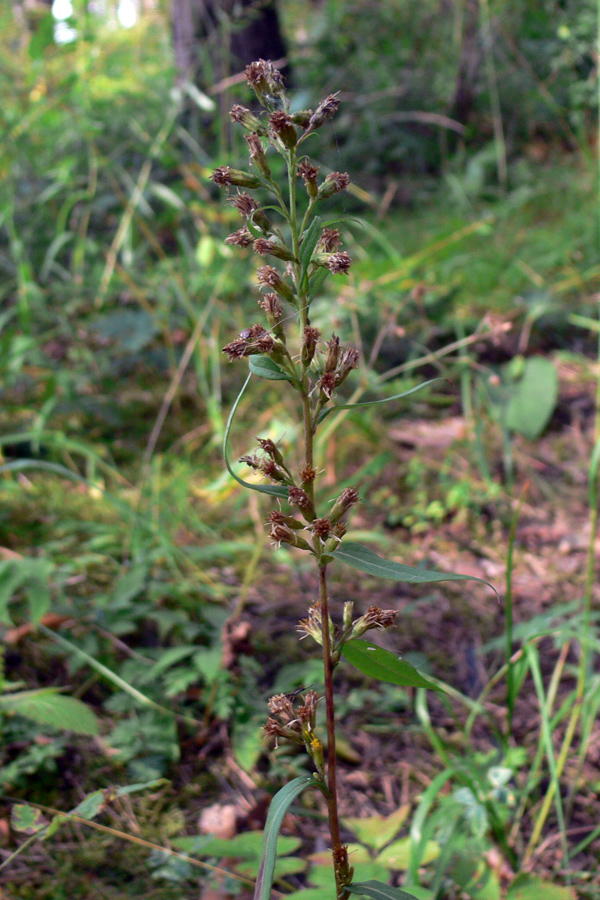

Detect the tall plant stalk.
[{"left": 212, "top": 60, "right": 490, "bottom": 900}]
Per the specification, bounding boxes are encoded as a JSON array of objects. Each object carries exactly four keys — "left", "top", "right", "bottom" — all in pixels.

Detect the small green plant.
[{"left": 211, "top": 60, "right": 492, "bottom": 900}]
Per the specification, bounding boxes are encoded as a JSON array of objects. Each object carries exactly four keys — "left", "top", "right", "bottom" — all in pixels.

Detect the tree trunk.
[{"left": 171, "top": 0, "right": 288, "bottom": 86}]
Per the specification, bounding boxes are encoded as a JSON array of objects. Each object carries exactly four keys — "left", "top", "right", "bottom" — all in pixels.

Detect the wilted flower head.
[
  {"left": 315, "top": 251, "right": 352, "bottom": 275},
  {"left": 308, "top": 93, "right": 340, "bottom": 131},
  {"left": 224, "top": 227, "right": 253, "bottom": 248},
  {"left": 318, "top": 228, "right": 342, "bottom": 252},
  {"left": 229, "top": 104, "right": 265, "bottom": 133},
  {"left": 245, "top": 59, "right": 285, "bottom": 103},
  {"left": 269, "top": 110, "right": 297, "bottom": 148},
  {"left": 211, "top": 166, "right": 263, "bottom": 189},
  {"left": 318, "top": 171, "right": 350, "bottom": 199}
]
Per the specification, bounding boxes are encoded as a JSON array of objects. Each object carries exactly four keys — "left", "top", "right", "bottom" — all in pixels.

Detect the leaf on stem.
[
  {"left": 316, "top": 379, "right": 443, "bottom": 424},
  {"left": 299, "top": 216, "right": 323, "bottom": 284},
  {"left": 334, "top": 541, "right": 496, "bottom": 593},
  {"left": 347, "top": 880, "right": 420, "bottom": 900},
  {"left": 342, "top": 640, "right": 441, "bottom": 690},
  {"left": 249, "top": 356, "right": 295, "bottom": 382},
  {"left": 223, "top": 373, "right": 288, "bottom": 499},
  {"left": 254, "top": 775, "right": 324, "bottom": 900}
]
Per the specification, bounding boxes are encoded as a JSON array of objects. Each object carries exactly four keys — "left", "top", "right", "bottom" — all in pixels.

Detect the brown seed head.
[
  {"left": 262, "top": 459, "right": 287, "bottom": 483},
  {"left": 299, "top": 465, "right": 317, "bottom": 483},
  {"left": 244, "top": 132, "right": 271, "bottom": 178},
  {"left": 268, "top": 693, "right": 296, "bottom": 722},
  {"left": 324, "top": 334, "right": 340, "bottom": 373},
  {"left": 229, "top": 192, "right": 259, "bottom": 217},
  {"left": 223, "top": 338, "right": 250, "bottom": 360},
  {"left": 258, "top": 292, "right": 283, "bottom": 320},
  {"left": 319, "top": 370, "right": 337, "bottom": 399},
  {"left": 257, "top": 265, "right": 281, "bottom": 287},
  {"left": 288, "top": 486, "right": 311, "bottom": 509},
  {"left": 329, "top": 487, "right": 360, "bottom": 524},
  {"left": 318, "top": 228, "right": 342, "bottom": 252},
  {"left": 302, "top": 325, "right": 320, "bottom": 366},
  {"left": 316, "top": 251, "right": 352, "bottom": 274},
  {"left": 224, "top": 227, "right": 253, "bottom": 247},
  {"left": 211, "top": 166, "right": 262, "bottom": 189},
  {"left": 253, "top": 238, "right": 296, "bottom": 262},
  {"left": 229, "top": 105, "right": 265, "bottom": 133},
  {"left": 308, "top": 93, "right": 341, "bottom": 131},
  {"left": 269, "top": 110, "right": 297, "bottom": 148},
  {"left": 311, "top": 518, "right": 332, "bottom": 539},
  {"left": 318, "top": 171, "right": 350, "bottom": 199},
  {"left": 337, "top": 347, "right": 360, "bottom": 383},
  {"left": 245, "top": 59, "right": 285, "bottom": 98},
  {"left": 297, "top": 160, "right": 320, "bottom": 184}
]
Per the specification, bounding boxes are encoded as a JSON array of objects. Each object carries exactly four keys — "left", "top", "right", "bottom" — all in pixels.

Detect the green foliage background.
[{"left": 0, "top": 0, "right": 598, "bottom": 896}]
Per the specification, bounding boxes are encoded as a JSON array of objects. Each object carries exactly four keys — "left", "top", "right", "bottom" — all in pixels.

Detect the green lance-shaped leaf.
[
  {"left": 342, "top": 640, "right": 441, "bottom": 690},
  {"left": 334, "top": 541, "right": 496, "bottom": 593},
  {"left": 254, "top": 775, "right": 324, "bottom": 900},
  {"left": 249, "top": 356, "right": 295, "bottom": 382},
  {"left": 223, "top": 373, "right": 288, "bottom": 499},
  {"left": 0, "top": 689, "right": 99, "bottom": 735},
  {"left": 316, "top": 379, "right": 443, "bottom": 424},
  {"left": 299, "top": 215, "right": 323, "bottom": 286},
  {"left": 347, "top": 880, "right": 419, "bottom": 900}
]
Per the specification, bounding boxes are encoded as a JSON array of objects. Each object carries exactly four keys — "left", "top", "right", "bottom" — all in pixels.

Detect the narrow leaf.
[
  {"left": 334, "top": 541, "right": 496, "bottom": 593},
  {"left": 254, "top": 775, "right": 323, "bottom": 900},
  {"left": 299, "top": 216, "right": 323, "bottom": 281},
  {"left": 317, "top": 380, "right": 442, "bottom": 424},
  {"left": 347, "top": 880, "right": 419, "bottom": 900},
  {"left": 223, "top": 373, "right": 288, "bottom": 499},
  {"left": 342, "top": 641, "right": 441, "bottom": 690},
  {"left": 249, "top": 356, "right": 294, "bottom": 382},
  {"left": 307, "top": 266, "right": 329, "bottom": 300}
]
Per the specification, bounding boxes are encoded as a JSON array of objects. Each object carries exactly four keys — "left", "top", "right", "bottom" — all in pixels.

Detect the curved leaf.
[
  {"left": 249, "top": 356, "right": 294, "bottom": 382},
  {"left": 334, "top": 541, "right": 496, "bottom": 593},
  {"left": 223, "top": 374, "right": 288, "bottom": 499},
  {"left": 342, "top": 641, "right": 441, "bottom": 690},
  {"left": 316, "top": 379, "right": 442, "bottom": 424},
  {"left": 0, "top": 689, "right": 99, "bottom": 735},
  {"left": 347, "top": 881, "right": 419, "bottom": 900},
  {"left": 254, "top": 775, "right": 323, "bottom": 900}
]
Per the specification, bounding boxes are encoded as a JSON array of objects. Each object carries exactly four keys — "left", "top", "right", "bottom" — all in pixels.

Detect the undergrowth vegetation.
[{"left": 0, "top": 1, "right": 599, "bottom": 898}]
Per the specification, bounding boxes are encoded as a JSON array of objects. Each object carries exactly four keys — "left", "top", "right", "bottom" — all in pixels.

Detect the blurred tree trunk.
[
  {"left": 449, "top": 0, "right": 481, "bottom": 124},
  {"left": 171, "top": 0, "right": 288, "bottom": 86}
]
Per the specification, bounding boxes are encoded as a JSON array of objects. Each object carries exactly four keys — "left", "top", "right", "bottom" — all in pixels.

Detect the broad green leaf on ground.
[
  {"left": 334, "top": 541, "right": 496, "bottom": 593},
  {"left": 343, "top": 805, "right": 410, "bottom": 852},
  {"left": 504, "top": 356, "right": 558, "bottom": 440},
  {"left": 185, "top": 831, "right": 299, "bottom": 860},
  {"left": 342, "top": 641, "right": 442, "bottom": 690},
  {"left": 0, "top": 558, "right": 53, "bottom": 625},
  {"left": 223, "top": 374, "right": 288, "bottom": 499},
  {"left": 377, "top": 836, "right": 440, "bottom": 870},
  {"left": 309, "top": 844, "right": 388, "bottom": 887},
  {"left": 316, "top": 380, "right": 441, "bottom": 424},
  {"left": 506, "top": 875, "right": 574, "bottom": 900},
  {"left": 254, "top": 775, "right": 323, "bottom": 900},
  {"left": 11, "top": 805, "right": 48, "bottom": 834},
  {"left": 347, "top": 880, "right": 419, "bottom": 900},
  {"left": 249, "top": 356, "right": 294, "bottom": 382},
  {"left": 0, "top": 690, "right": 99, "bottom": 735}
]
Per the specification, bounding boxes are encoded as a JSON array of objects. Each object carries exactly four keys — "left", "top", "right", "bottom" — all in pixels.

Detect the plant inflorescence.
[{"left": 211, "top": 59, "right": 492, "bottom": 900}]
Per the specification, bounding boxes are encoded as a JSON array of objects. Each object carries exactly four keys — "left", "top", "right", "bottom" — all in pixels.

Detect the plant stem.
[{"left": 318, "top": 562, "right": 344, "bottom": 897}]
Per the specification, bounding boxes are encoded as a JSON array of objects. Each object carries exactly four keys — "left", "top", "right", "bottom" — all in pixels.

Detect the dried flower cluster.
[{"left": 211, "top": 60, "right": 401, "bottom": 900}]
